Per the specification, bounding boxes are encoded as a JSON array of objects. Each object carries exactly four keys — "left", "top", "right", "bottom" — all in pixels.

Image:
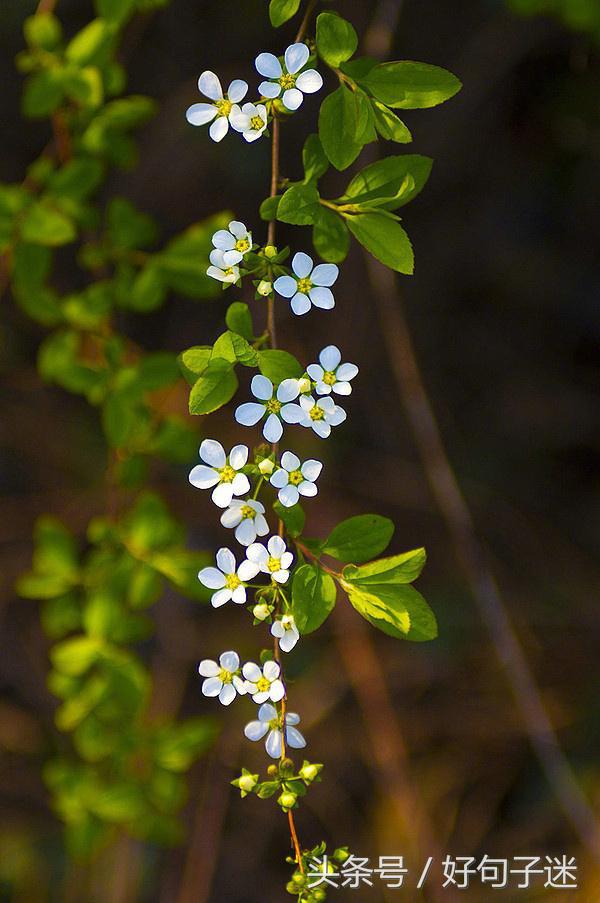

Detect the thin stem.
[
  {"left": 36, "top": 0, "right": 59, "bottom": 12},
  {"left": 288, "top": 809, "right": 304, "bottom": 871},
  {"left": 295, "top": 0, "right": 318, "bottom": 43}
]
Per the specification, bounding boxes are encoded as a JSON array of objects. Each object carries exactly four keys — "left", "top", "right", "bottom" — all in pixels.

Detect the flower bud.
[
  {"left": 258, "top": 457, "right": 275, "bottom": 475},
  {"left": 299, "top": 762, "right": 320, "bottom": 783},
  {"left": 298, "top": 376, "right": 312, "bottom": 394},
  {"left": 257, "top": 279, "right": 272, "bottom": 297},
  {"left": 253, "top": 602, "right": 271, "bottom": 621},
  {"left": 333, "top": 846, "right": 350, "bottom": 864},
  {"left": 311, "top": 889, "right": 327, "bottom": 902},
  {"left": 280, "top": 757, "right": 294, "bottom": 776},
  {"left": 238, "top": 774, "right": 257, "bottom": 794},
  {"left": 267, "top": 764, "right": 279, "bottom": 777},
  {"left": 263, "top": 245, "right": 277, "bottom": 259},
  {"left": 278, "top": 790, "right": 297, "bottom": 810}
]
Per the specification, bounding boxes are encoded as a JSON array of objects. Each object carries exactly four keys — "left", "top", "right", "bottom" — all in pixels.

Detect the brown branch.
[
  {"left": 36, "top": 0, "right": 58, "bottom": 13},
  {"left": 295, "top": 0, "right": 318, "bottom": 44}
]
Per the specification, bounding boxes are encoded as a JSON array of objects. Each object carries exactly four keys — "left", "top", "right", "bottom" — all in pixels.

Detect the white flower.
[
  {"left": 198, "top": 547, "right": 260, "bottom": 608},
  {"left": 284, "top": 395, "right": 347, "bottom": 439},
  {"left": 186, "top": 71, "right": 248, "bottom": 142},
  {"left": 242, "top": 660, "right": 285, "bottom": 704},
  {"left": 189, "top": 439, "right": 250, "bottom": 508},
  {"left": 244, "top": 703, "right": 306, "bottom": 758},
  {"left": 207, "top": 248, "right": 240, "bottom": 284},
  {"left": 255, "top": 43, "right": 323, "bottom": 112},
  {"left": 199, "top": 650, "right": 246, "bottom": 705},
  {"left": 230, "top": 102, "right": 268, "bottom": 142},
  {"left": 307, "top": 345, "right": 358, "bottom": 396},
  {"left": 211, "top": 221, "right": 253, "bottom": 267},
  {"left": 220, "top": 499, "right": 269, "bottom": 546},
  {"left": 235, "top": 374, "right": 302, "bottom": 443},
  {"left": 270, "top": 451, "right": 322, "bottom": 507},
  {"left": 273, "top": 252, "right": 338, "bottom": 316},
  {"left": 246, "top": 535, "right": 293, "bottom": 584},
  {"left": 271, "top": 614, "right": 300, "bottom": 653}
]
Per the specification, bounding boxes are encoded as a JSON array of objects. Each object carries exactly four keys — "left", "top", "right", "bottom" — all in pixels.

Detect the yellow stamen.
[
  {"left": 219, "top": 464, "right": 236, "bottom": 483},
  {"left": 241, "top": 505, "right": 256, "bottom": 519},
  {"left": 289, "top": 469, "right": 303, "bottom": 486},
  {"left": 309, "top": 405, "right": 325, "bottom": 421},
  {"left": 225, "top": 573, "right": 241, "bottom": 590}
]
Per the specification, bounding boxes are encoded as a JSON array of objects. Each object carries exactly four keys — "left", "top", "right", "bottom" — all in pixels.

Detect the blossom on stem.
[
  {"left": 234, "top": 374, "right": 301, "bottom": 443},
  {"left": 207, "top": 249, "right": 240, "bottom": 284},
  {"left": 211, "top": 221, "right": 253, "bottom": 266},
  {"left": 199, "top": 650, "right": 246, "bottom": 705},
  {"left": 242, "top": 660, "right": 285, "bottom": 704},
  {"left": 246, "top": 535, "right": 293, "bottom": 584},
  {"left": 198, "top": 547, "right": 260, "bottom": 607},
  {"left": 283, "top": 395, "right": 347, "bottom": 438},
  {"left": 230, "top": 103, "right": 268, "bottom": 142},
  {"left": 271, "top": 614, "right": 300, "bottom": 652},
  {"left": 307, "top": 345, "right": 359, "bottom": 396},
  {"left": 270, "top": 450, "right": 322, "bottom": 507},
  {"left": 244, "top": 703, "right": 306, "bottom": 758},
  {"left": 189, "top": 439, "right": 250, "bottom": 508},
  {"left": 273, "top": 252, "right": 338, "bottom": 316},
  {"left": 255, "top": 43, "right": 322, "bottom": 111},
  {"left": 220, "top": 499, "right": 269, "bottom": 546},
  {"left": 186, "top": 71, "right": 248, "bottom": 142}
]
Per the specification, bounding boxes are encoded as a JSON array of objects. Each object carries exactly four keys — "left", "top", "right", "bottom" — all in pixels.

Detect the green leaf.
[
  {"left": 96, "top": 0, "right": 137, "bottom": 25},
  {"left": 62, "top": 66, "right": 104, "bottom": 109},
  {"left": 188, "top": 358, "right": 238, "bottom": 415},
  {"left": 259, "top": 195, "right": 281, "bottom": 221},
  {"left": 212, "top": 331, "right": 258, "bottom": 367},
  {"left": 66, "top": 19, "right": 115, "bottom": 66},
  {"left": 292, "top": 564, "right": 337, "bottom": 634},
  {"left": 226, "top": 302, "right": 254, "bottom": 340},
  {"left": 323, "top": 514, "right": 394, "bottom": 564},
  {"left": 340, "top": 155, "right": 433, "bottom": 211},
  {"left": 319, "top": 85, "right": 371, "bottom": 171},
  {"left": 22, "top": 70, "right": 65, "bottom": 118},
  {"left": 342, "top": 548, "right": 426, "bottom": 585},
  {"left": 12, "top": 242, "right": 63, "bottom": 326},
  {"left": 360, "top": 61, "right": 462, "bottom": 109},
  {"left": 316, "top": 12, "right": 358, "bottom": 67},
  {"left": 277, "top": 183, "right": 321, "bottom": 226},
  {"left": 345, "top": 212, "right": 414, "bottom": 274},
  {"left": 302, "top": 134, "right": 329, "bottom": 184},
  {"left": 48, "top": 159, "right": 104, "bottom": 201},
  {"left": 127, "top": 563, "right": 163, "bottom": 609},
  {"left": 344, "top": 583, "right": 410, "bottom": 638},
  {"left": 107, "top": 198, "right": 157, "bottom": 249},
  {"left": 312, "top": 207, "right": 350, "bottom": 264},
  {"left": 21, "top": 200, "right": 76, "bottom": 247},
  {"left": 98, "top": 95, "right": 156, "bottom": 130},
  {"left": 178, "top": 346, "right": 212, "bottom": 384},
  {"left": 269, "top": 0, "right": 301, "bottom": 27},
  {"left": 51, "top": 636, "right": 103, "bottom": 676},
  {"left": 155, "top": 213, "right": 230, "bottom": 299},
  {"left": 154, "top": 717, "right": 217, "bottom": 772},
  {"left": 273, "top": 501, "right": 305, "bottom": 538},
  {"left": 340, "top": 57, "right": 378, "bottom": 80},
  {"left": 372, "top": 101, "right": 412, "bottom": 143},
  {"left": 24, "top": 13, "right": 63, "bottom": 51},
  {"left": 258, "top": 349, "right": 303, "bottom": 383},
  {"left": 129, "top": 264, "right": 166, "bottom": 311}
]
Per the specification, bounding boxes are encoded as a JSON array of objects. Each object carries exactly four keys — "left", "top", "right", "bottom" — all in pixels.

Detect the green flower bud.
[
  {"left": 312, "top": 889, "right": 327, "bottom": 902},
  {"left": 280, "top": 757, "right": 294, "bottom": 775},
  {"left": 238, "top": 774, "right": 257, "bottom": 794},
  {"left": 253, "top": 602, "right": 271, "bottom": 621},
  {"left": 278, "top": 790, "right": 297, "bottom": 810},
  {"left": 267, "top": 764, "right": 279, "bottom": 777},
  {"left": 258, "top": 457, "right": 275, "bottom": 475},
  {"left": 298, "top": 376, "right": 312, "bottom": 394},
  {"left": 264, "top": 245, "right": 278, "bottom": 259},
  {"left": 332, "top": 846, "right": 350, "bottom": 864},
  {"left": 257, "top": 279, "right": 272, "bottom": 297},
  {"left": 299, "top": 762, "right": 321, "bottom": 783}
]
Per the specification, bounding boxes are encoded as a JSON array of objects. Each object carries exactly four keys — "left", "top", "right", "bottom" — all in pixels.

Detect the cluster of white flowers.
[{"left": 186, "top": 43, "right": 322, "bottom": 144}]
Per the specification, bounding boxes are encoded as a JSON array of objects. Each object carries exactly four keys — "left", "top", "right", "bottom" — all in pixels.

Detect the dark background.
[{"left": 1, "top": 0, "right": 599, "bottom": 900}]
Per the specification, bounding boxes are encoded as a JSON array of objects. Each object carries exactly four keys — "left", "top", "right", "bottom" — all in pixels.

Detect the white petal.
[
  {"left": 198, "top": 567, "right": 226, "bottom": 590},
  {"left": 277, "top": 378, "right": 300, "bottom": 403},
  {"left": 314, "top": 380, "right": 331, "bottom": 396},
  {"left": 263, "top": 413, "right": 283, "bottom": 443},
  {"left": 337, "top": 362, "right": 359, "bottom": 381},
  {"left": 249, "top": 500, "right": 265, "bottom": 514},
  {"left": 198, "top": 659, "right": 218, "bottom": 677},
  {"left": 221, "top": 506, "right": 243, "bottom": 528},
  {"left": 281, "top": 451, "right": 300, "bottom": 471},
  {"left": 328, "top": 405, "right": 347, "bottom": 426},
  {"left": 306, "top": 364, "right": 324, "bottom": 381},
  {"left": 282, "top": 88, "right": 303, "bottom": 111},
  {"left": 231, "top": 585, "right": 247, "bottom": 604},
  {"left": 319, "top": 345, "right": 341, "bottom": 371},
  {"left": 291, "top": 293, "right": 311, "bottom": 316},
  {"left": 267, "top": 535, "right": 286, "bottom": 557},
  {"left": 292, "top": 252, "right": 313, "bottom": 279},
  {"left": 202, "top": 676, "right": 222, "bottom": 696},
  {"left": 229, "top": 444, "right": 249, "bottom": 469},
  {"left": 244, "top": 720, "right": 269, "bottom": 741},
  {"left": 301, "top": 459, "right": 322, "bottom": 481},
  {"left": 280, "top": 403, "right": 304, "bottom": 424},
  {"left": 211, "top": 588, "right": 232, "bottom": 608},
  {"left": 237, "top": 559, "right": 260, "bottom": 581},
  {"left": 296, "top": 69, "right": 323, "bottom": 94},
  {"left": 312, "top": 420, "right": 331, "bottom": 438},
  {"left": 186, "top": 103, "right": 217, "bottom": 126},
  {"left": 312, "top": 265, "right": 339, "bottom": 288},
  {"left": 251, "top": 374, "right": 274, "bottom": 401},
  {"left": 200, "top": 439, "right": 226, "bottom": 468},
  {"left": 285, "top": 42, "right": 310, "bottom": 75},
  {"left": 279, "top": 484, "right": 299, "bottom": 507},
  {"left": 310, "top": 286, "right": 335, "bottom": 309},
  {"left": 269, "top": 679, "right": 285, "bottom": 702},
  {"left": 285, "top": 712, "right": 300, "bottom": 725},
  {"left": 219, "top": 650, "right": 239, "bottom": 671},
  {"left": 256, "top": 52, "right": 282, "bottom": 79},
  {"left": 273, "top": 275, "right": 297, "bottom": 299},
  {"left": 272, "top": 569, "right": 289, "bottom": 584},
  {"left": 227, "top": 79, "right": 248, "bottom": 103},
  {"left": 235, "top": 519, "right": 256, "bottom": 546},
  {"left": 209, "top": 248, "right": 227, "bottom": 267},
  {"left": 216, "top": 547, "right": 236, "bottom": 574},
  {"left": 235, "top": 402, "right": 265, "bottom": 426},
  {"left": 280, "top": 551, "right": 294, "bottom": 569},
  {"left": 258, "top": 80, "right": 281, "bottom": 99},
  {"left": 244, "top": 129, "right": 264, "bottom": 143},
  {"left": 279, "top": 628, "right": 299, "bottom": 652},
  {"left": 211, "top": 230, "right": 236, "bottom": 252},
  {"left": 233, "top": 676, "right": 247, "bottom": 694},
  {"left": 229, "top": 109, "right": 251, "bottom": 132},
  {"left": 258, "top": 703, "right": 277, "bottom": 721},
  {"left": 265, "top": 729, "right": 283, "bottom": 758},
  {"left": 231, "top": 472, "right": 250, "bottom": 496},
  {"left": 228, "top": 220, "right": 247, "bottom": 238},
  {"left": 222, "top": 248, "right": 243, "bottom": 267},
  {"left": 242, "top": 662, "right": 262, "bottom": 681},
  {"left": 219, "top": 683, "right": 237, "bottom": 705},
  {"left": 209, "top": 116, "right": 229, "bottom": 142},
  {"left": 252, "top": 690, "right": 269, "bottom": 705},
  {"left": 211, "top": 481, "right": 234, "bottom": 508},
  {"left": 298, "top": 481, "right": 317, "bottom": 498},
  {"left": 189, "top": 464, "right": 220, "bottom": 489},
  {"left": 246, "top": 543, "right": 268, "bottom": 564},
  {"left": 263, "top": 659, "right": 281, "bottom": 681},
  {"left": 198, "top": 70, "right": 223, "bottom": 100},
  {"left": 271, "top": 621, "right": 284, "bottom": 638},
  {"left": 300, "top": 395, "right": 314, "bottom": 412},
  {"left": 254, "top": 514, "right": 270, "bottom": 537},
  {"left": 319, "top": 396, "right": 335, "bottom": 413},
  {"left": 333, "top": 381, "right": 352, "bottom": 396},
  {"left": 285, "top": 726, "right": 306, "bottom": 748},
  {"left": 270, "top": 468, "right": 289, "bottom": 489}
]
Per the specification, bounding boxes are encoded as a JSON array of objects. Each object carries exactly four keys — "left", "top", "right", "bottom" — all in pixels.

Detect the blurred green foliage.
[{"left": 508, "top": 0, "right": 600, "bottom": 42}]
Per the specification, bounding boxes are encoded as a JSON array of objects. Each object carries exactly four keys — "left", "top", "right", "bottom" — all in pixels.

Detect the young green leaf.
[
  {"left": 273, "top": 501, "right": 305, "bottom": 538},
  {"left": 351, "top": 582, "right": 437, "bottom": 641},
  {"left": 24, "top": 12, "right": 63, "bottom": 51},
  {"left": 178, "top": 346, "right": 212, "bottom": 384},
  {"left": 344, "top": 583, "right": 410, "bottom": 638},
  {"left": 372, "top": 101, "right": 413, "bottom": 143},
  {"left": 345, "top": 212, "right": 414, "bottom": 274},
  {"left": 269, "top": 0, "right": 301, "bottom": 27},
  {"left": 360, "top": 61, "right": 462, "bottom": 109},
  {"left": 292, "top": 564, "right": 337, "bottom": 634},
  {"left": 95, "top": 0, "right": 137, "bottom": 25},
  {"left": 225, "top": 302, "right": 254, "bottom": 341},
  {"left": 258, "top": 349, "right": 303, "bottom": 382},
  {"left": 343, "top": 548, "right": 427, "bottom": 585},
  {"left": 312, "top": 207, "right": 350, "bottom": 264},
  {"left": 188, "top": 358, "right": 238, "bottom": 415},
  {"left": 340, "top": 155, "right": 433, "bottom": 211},
  {"left": 323, "top": 514, "right": 394, "bottom": 564},
  {"left": 22, "top": 70, "right": 65, "bottom": 118},
  {"left": 302, "top": 134, "right": 329, "bottom": 184},
  {"left": 212, "top": 331, "right": 258, "bottom": 367},
  {"left": 316, "top": 12, "right": 358, "bottom": 68},
  {"left": 65, "top": 19, "right": 115, "bottom": 66},
  {"left": 259, "top": 195, "right": 281, "bottom": 221},
  {"left": 277, "top": 183, "right": 321, "bottom": 225},
  {"left": 21, "top": 200, "right": 76, "bottom": 247},
  {"left": 318, "top": 85, "right": 367, "bottom": 171}
]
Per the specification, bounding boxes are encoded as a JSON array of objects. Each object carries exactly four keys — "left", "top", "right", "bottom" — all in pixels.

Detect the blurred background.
[{"left": 1, "top": 0, "right": 599, "bottom": 899}]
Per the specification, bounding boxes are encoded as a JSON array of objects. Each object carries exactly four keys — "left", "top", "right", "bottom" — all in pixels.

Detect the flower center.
[
  {"left": 289, "top": 469, "right": 303, "bottom": 486},
  {"left": 219, "top": 464, "right": 236, "bottom": 483},
  {"left": 215, "top": 98, "right": 232, "bottom": 116},
  {"left": 235, "top": 238, "right": 250, "bottom": 252},
  {"left": 224, "top": 266, "right": 235, "bottom": 277},
  {"left": 250, "top": 115, "right": 264, "bottom": 130},
  {"left": 322, "top": 370, "right": 337, "bottom": 386},
  {"left": 241, "top": 505, "right": 256, "bottom": 520},
  {"left": 309, "top": 404, "right": 325, "bottom": 421},
  {"left": 267, "top": 555, "right": 281, "bottom": 573},
  {"left": 296, "top": 277, "right": 312, "bottom": 294},
  {"left": 281, "top": 615, "right": 294, "bottom": 629},
  {"left": 279, "top": 73, "right": 296, "bottom": 90},
  {"left": 218, "top": 668, "right": 233, "bottom": 683},
  {"left": 225, "top": 573, "right": 241, "bottom": 590},
  {"left": 266, "top": 399, "right": 282, "bottom": 414},
  {"left": 256, "top": 677, "right": 270, "bottom": 692}
]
